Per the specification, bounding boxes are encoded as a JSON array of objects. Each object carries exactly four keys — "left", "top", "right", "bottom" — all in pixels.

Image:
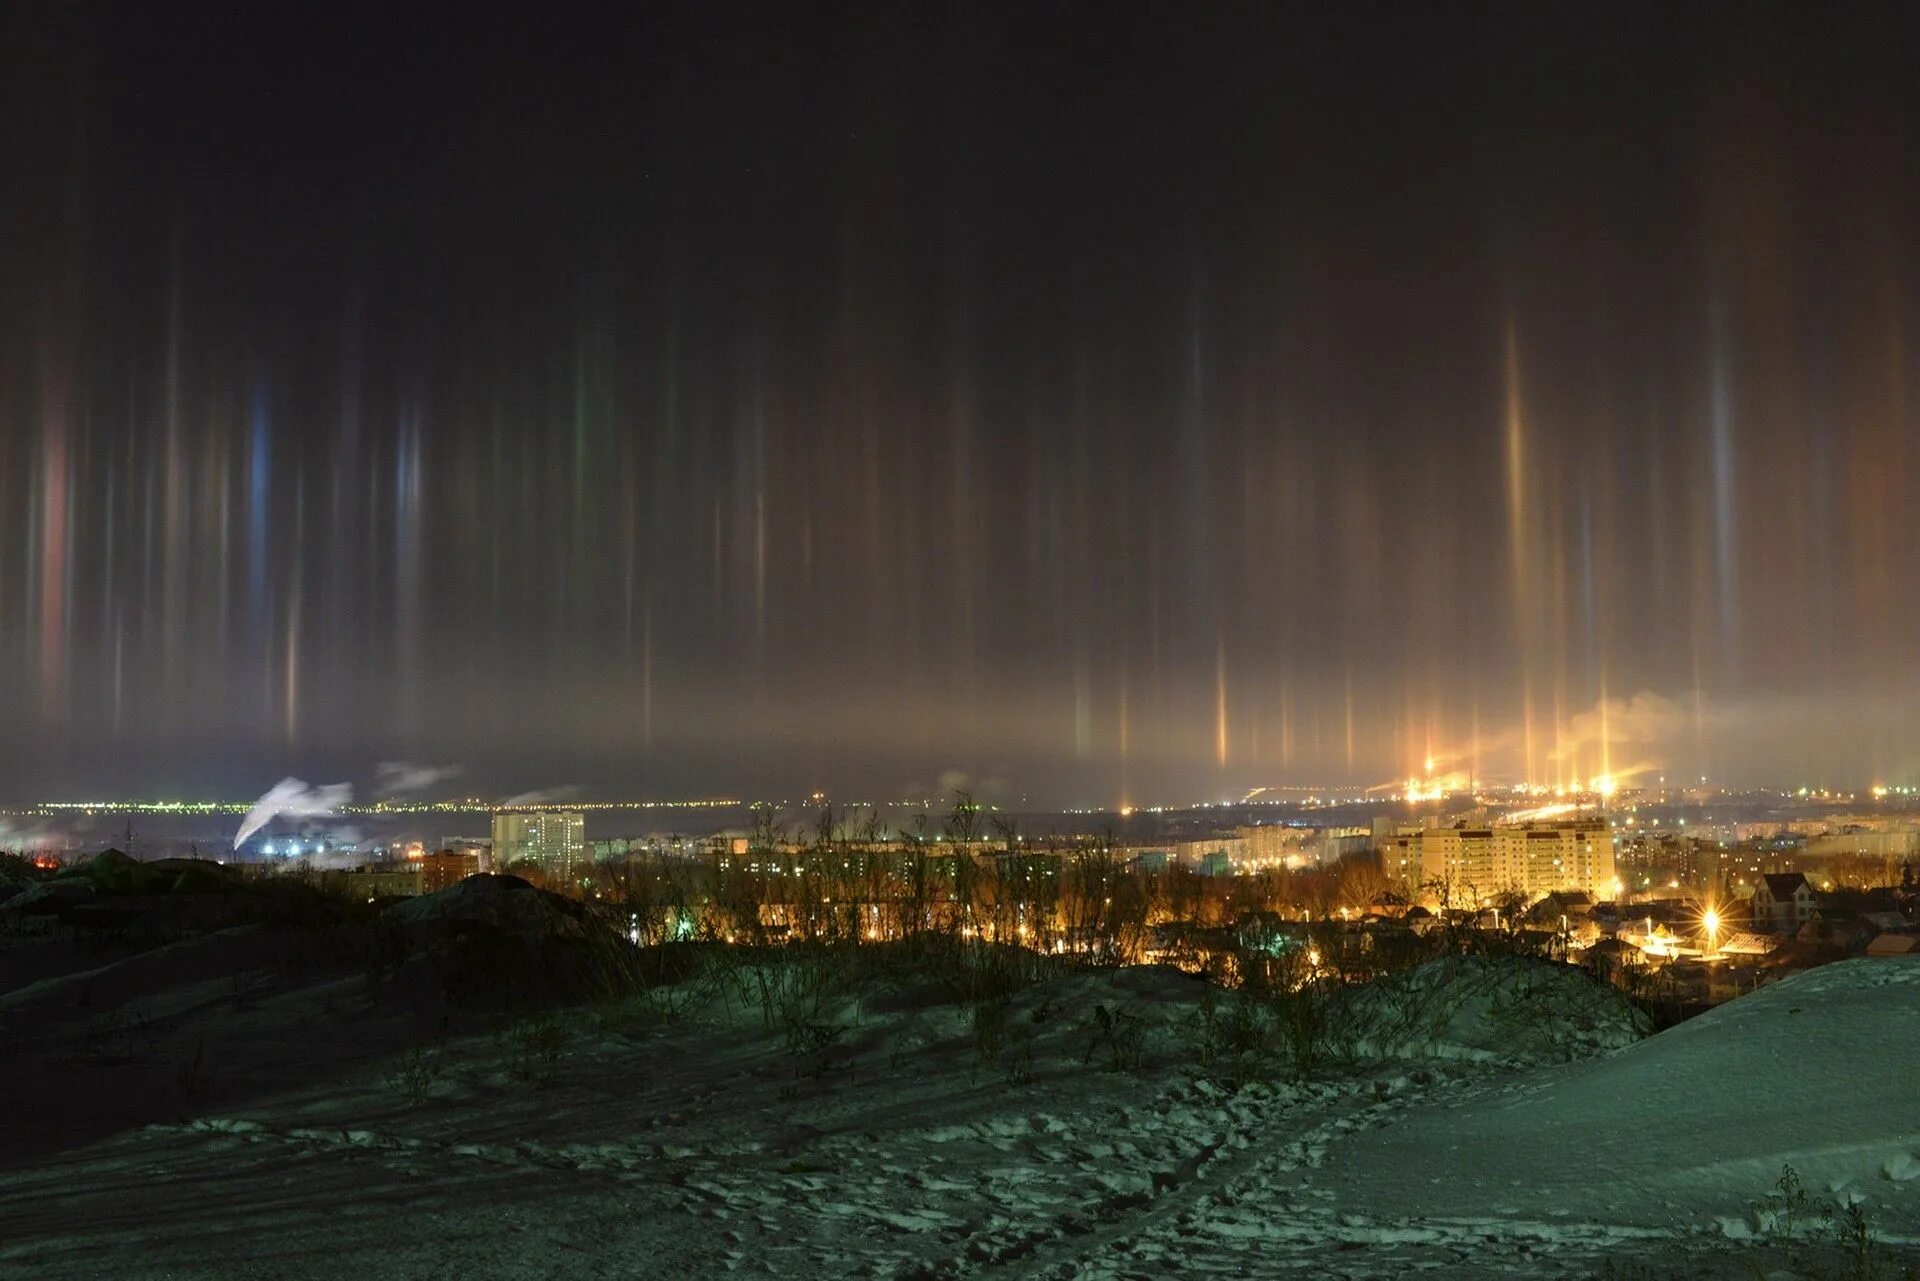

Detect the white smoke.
[
  {"left": 893, "top": 770, "right": 1015, "bottom": 809},
  {"left": 327, "top": 825, "right": 366, "bottom": 849},
  {"left": 233, "top": 778, "right": 353, "bottom": 850},
  {"left": 499, "top": 785, "right": 582, "bottom": 807},
  {"left": 0, "top": 819, "right": 55, "bottom": 853},
  {"left": 375, "top": 760, "right": 464, "bottom": 797},
  {"left": 1546, "top": 691, "right": 1691, "bottom": 766},
  {"left": 300, "top": 847, "right": 369, "bottom": 871}
]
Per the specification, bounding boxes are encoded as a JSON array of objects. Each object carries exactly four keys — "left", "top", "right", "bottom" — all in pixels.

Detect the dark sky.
[{"left": 3, "top": 2, "right": 1919, "bottom": 804}]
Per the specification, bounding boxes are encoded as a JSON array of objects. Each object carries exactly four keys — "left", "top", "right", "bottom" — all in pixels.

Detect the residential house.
[
  {"left": 1716, "top": 930, "right": 1777, "bottom": 958},
  {"left": 1750, "top": 872, "right": 1818, "bottom": 933}
]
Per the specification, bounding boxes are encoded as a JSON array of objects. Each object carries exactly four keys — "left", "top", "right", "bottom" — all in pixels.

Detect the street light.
[{"left": 1703, "top": 908, "right": 1720, "bottom": 958}]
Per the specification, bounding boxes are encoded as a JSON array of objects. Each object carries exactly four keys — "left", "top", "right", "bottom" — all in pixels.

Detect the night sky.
[{"left": 4, "top": 3, "right": 1919, "bottom": 804}]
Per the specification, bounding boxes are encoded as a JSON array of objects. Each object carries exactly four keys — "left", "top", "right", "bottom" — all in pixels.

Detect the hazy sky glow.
[{"left": 3, "top": 4, "right": 1919, "bottom": 803}]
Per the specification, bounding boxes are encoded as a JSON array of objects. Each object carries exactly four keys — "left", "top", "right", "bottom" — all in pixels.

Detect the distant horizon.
[{"left": 7, "top": 774, "right": 1911, "bottom": 817}]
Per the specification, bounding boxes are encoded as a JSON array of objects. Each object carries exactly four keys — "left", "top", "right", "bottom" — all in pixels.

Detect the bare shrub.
[{"left": 383, "top": 1042, "right": 443, "bottom": 1106}]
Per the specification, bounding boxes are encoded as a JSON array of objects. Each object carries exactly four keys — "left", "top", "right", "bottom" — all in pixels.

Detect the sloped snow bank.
[{"left": 1325, "top": 956, "right": 1920, "bottom": 1238}]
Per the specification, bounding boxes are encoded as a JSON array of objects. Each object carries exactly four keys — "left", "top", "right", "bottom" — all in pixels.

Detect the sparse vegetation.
[
  {"left": 175, "top": 1034, "right": 213, "bottom": 1106},
  {"left": 1741, "top": 1163, "right": 1920, "bottom": 1281},
  {"left": 970, "top": 994, "right": 1009, "bottom": 1074},
  {"left": 1188, "top": 986, "right": 1272, "bottom": 1086},
  {"left": 1081, "top": 1003, "right": 1145, "bottom": 1074},
  {"left": 504, "top": 1012, "right": 569, "bottom": 1085},
  {"left": 382, "top": 1041, "right": 444, "bottom": 1106}
]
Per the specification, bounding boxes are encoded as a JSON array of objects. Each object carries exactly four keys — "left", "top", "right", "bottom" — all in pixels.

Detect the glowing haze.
[{"left": 2, "top": 6, "right": 1918, "bottom": 803}]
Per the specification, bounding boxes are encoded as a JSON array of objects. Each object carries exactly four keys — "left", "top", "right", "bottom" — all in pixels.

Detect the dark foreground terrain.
[{"left": 4, "top": 867, "right": 1918, "bottom": 1279}]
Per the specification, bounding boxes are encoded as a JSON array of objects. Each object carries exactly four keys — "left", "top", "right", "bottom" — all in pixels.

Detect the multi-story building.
[
  {"left": 589, "top": 837, "right": 633, "bottom": 861},
  {"left": 420, "top": 848, "right": 482, "bottom": 893},
  {"left": 1231, "top": 825, "right": 1318, "bottom": 870},
  {"left": 491, "top": 811, "right": 587, "bottom": 883},
  {"left": 1168, "top": 836, "right": 1249, "bottom": 867},
  {"left": 439, "top": 838, "right": 493, "bottom": 873},
  {"left": 1388, "top": 818, "right": 1615, "bottom": 904},
  {"left": 1377, "top": 828, "right": 1423, "bottom": 889}
]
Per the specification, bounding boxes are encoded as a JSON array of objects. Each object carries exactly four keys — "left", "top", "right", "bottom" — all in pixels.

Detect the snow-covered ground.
[{"left": 4, "top": 902, "right": 1919, "bottom": 1280}]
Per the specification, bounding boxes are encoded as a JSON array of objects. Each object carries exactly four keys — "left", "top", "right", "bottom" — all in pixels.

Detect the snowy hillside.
[{"left": 3, "top": 896, "right": 1917, "bottom": 1279}]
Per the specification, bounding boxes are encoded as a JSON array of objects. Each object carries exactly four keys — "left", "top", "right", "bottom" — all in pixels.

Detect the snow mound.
[
  {"left": 956, "top": 964, "right": 1213, "bottom": 1074},
  {"left": 0, "top": 879, "right": 95, "bottom": 916},
  {"left": 662, "top": 950, "right": 1213, "bottom": 1080},
  {"left": 382, "top": 873, "right": 594, "bottom": 941},
  {"left": 380, "top": 874, "right": 633, "bottom": 1009},
  {"left": 51, "top": 849, "right": 209, "bottom": 895},
  {"left": 19, "top": 853, "right": 242, "bottom": 907},
  {"left": 147, "top": 859, "right": 245, "bottom": 895},
  {"left": 1326, "top": 956, "right": 1920, "bottom": 1235},
  {"left": 1340, "top": 954, "right": 1651, "bottom": 1066}
]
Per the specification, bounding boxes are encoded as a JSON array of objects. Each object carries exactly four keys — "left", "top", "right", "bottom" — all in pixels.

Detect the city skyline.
[{"left": 4, "top": 5, "right": 1920, "bottom": 803}]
